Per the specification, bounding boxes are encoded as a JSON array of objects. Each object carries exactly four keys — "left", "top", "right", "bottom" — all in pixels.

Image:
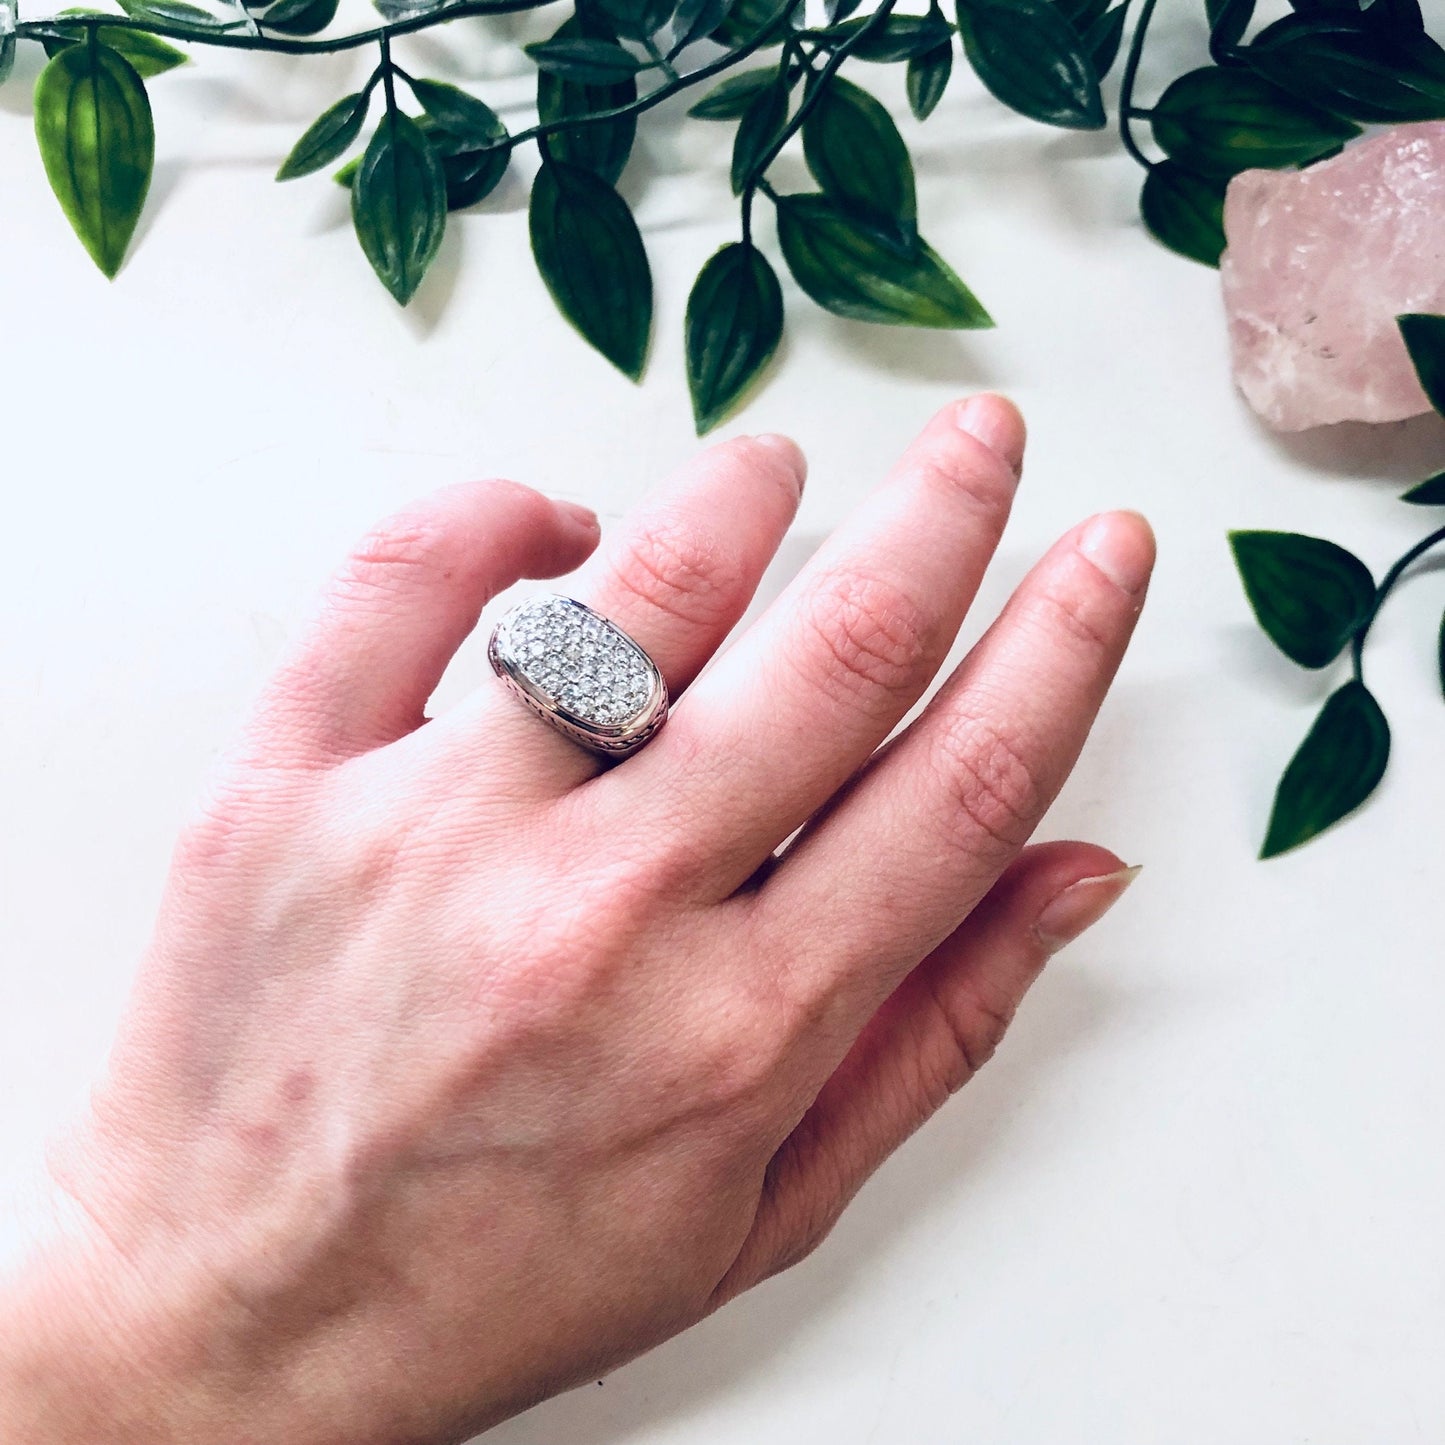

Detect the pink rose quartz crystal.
[{"left": 1219, "top": 121, "right": 1445, "bottom": 432}]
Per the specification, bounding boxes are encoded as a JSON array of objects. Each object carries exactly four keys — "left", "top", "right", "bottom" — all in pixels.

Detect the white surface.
[{"left": 3, "top": 6, "right": 1445, "bottom": 1442}]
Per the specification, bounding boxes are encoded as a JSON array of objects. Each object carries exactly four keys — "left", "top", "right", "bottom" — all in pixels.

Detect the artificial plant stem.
[
  {"left": 17, "top": 0, "right": 556, "bottom": 55},
  {"left": 380, "top": 30, "right": 396, "bottom": 111},
  {"left": 1117, "top": 0, "right": 1160, "bottom": 171},
  {"left": 740, "top": 0, "right": 898, "bottom": 234},
  {"left": 643, "top": 34, "right": 679, "bottom": 82},
  {"left": 1350, "top": 521, "right": 1445, "bottom": 681}
]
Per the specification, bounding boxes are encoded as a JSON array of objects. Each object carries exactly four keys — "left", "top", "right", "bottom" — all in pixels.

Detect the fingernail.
[
  {"left": 954, "top": 394, "right": 1026, "bottom": 478},
  {"left": 751, "top": 433, "right": 808, "bottom": 495},
  {"left": 1078, "top": 511, "right": 1155, "bottom": 596},
  {"left": 557, "top": 500, "right": 601, "bottom": 536},
  {"left": 1034, "top": 864, "right": 1141, "bottom": 954}
]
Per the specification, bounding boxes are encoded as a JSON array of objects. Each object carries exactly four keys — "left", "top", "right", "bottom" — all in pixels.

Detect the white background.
[{"left": 3, "top": 3, "right": 1445, "bottom": 1440}]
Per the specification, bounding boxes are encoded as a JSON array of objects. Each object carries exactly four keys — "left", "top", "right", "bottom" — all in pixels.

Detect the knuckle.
[
  {"left": 796, "top": 568, "right": 932, "bottom": 708},
  {"left": 336, "top": 513, "right": 457, "bottom": 605},
  {"left": 1028, "top": 575, "right": 1116, "bottom": 652},
  {"left": 922, "top": 976, "right": 1015, "bottom": 1103},
  {"left": 912, "top": 434, "right": 1017, "bottom": 515},
  {"left": 931, "top": 712, "right": 1042, "bottom": 851},
  {"left": 611, "top": 512, "right": 741, "bottom": 630}
]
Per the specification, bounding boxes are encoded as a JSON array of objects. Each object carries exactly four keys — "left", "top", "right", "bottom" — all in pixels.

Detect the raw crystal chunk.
[{"left": 1219, "top": 122, "right": 1445, "bottom": 431}]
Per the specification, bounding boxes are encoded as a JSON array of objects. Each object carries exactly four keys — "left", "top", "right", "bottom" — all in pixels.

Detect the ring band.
[{"left": 488, "top": 595, "right": 669, "bottom": 758}]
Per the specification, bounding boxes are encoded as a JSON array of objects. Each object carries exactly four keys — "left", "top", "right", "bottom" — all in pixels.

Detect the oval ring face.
[{"left": 488, "top": 595, "right": 669, "bottom": 757}]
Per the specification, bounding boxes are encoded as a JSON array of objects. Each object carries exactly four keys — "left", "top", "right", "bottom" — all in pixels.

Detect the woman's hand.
[{"left": 0, "top": 396, "right": 1153, "bottom": 1445}]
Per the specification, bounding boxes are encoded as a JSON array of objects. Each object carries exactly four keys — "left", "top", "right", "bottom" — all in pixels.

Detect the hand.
[{"left": 0, "top": 396, "right": 1152, "bottom": 1445}]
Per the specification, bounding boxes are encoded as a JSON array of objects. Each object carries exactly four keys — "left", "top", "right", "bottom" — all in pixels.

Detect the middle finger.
[{"left": 601, "top": 394, "right": 1026, "bottom": 895}]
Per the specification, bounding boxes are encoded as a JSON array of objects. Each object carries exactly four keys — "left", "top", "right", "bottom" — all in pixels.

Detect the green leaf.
[
  {"left": 712, "top": 0, "right": 791, "bottom": 48},
  {"left": 907, "top": 37, "right": 953, "bottom": 120},
  {"left": 1081, "top": 1, "right": 1127, "bottom": 76},
  {"left": 1246, "top": 21, "right": 1445, "bottom": 123},
  {"left": 1150, "top": 67, "right": 1361, "bottom": 175},
  {"left": 1261, "top": 681, "right": 1389, "bottom": 857},
  {"left": 116, "top": 0, "right": 223, "bottom": 26},
  {"left": 42, "top": 12, "right": 189, "bottom": 74},
  {"left": 529, "top": 160, "right": 652, "bottom": 379},
  {"left": 407, "top": 77, "right": 503, "bottom": 143},
  {"left": 33, "top": 41, "right": 153, "bottom": 278},
  {"left": 1052, "top": 0, "right": 1107, "bottom": 31},
  {"left": 819, "top": 12, "right": 951, "bottom": 62},
  {"left": 802, "top": 76, "right": 915, "bottom": 239},
  {"left": 351, "top": 109, "right": 446, "bottom": 305},
  {"left": 776, "top": 193, "right": 992, "bottom": 329},
  {"left": 1229, "top": 530, "right": 1375, "bottom": 669},
  {"left": 1438, "top": 606, "right": 1445, "bottom": 700},
  {"left": 670, "top": 0, "right": 730, "bottom": 51},
  {"left": 1400, "top": 471, "right": 1445, "bottom": 505},
  {"left": 1398, "top": 313, "right": 1445, "bottom": 416},
  {"left": 956, "top": 0, "right": 1105, "bottom": 129},
  {"left": 595, "top": 0, "right": 675, "bottom": 41},
  {"left": 687, "top": 68, "right": 775, "bottom": 119},
  {"left": 730, "top": 76, "right": 787, "bottom": 195},
  {"left": 536, "top": 15, "right": 637, "bottom": 185},
  {"left": 526, "top": 36, "right": 648, "bottom": 84},
  {"left": 258, "top": 0, "right": 338, "bottom": 34},
  {"left": 1139, "top": 160, "right": 1227, "bottom": 267},
  {"left": 1206, "top": 0, "right": 1254, "bottom": 50},
  {"left": 685, "top": 241, "right": 783, "bottom": 433},
  {"left": 346, "top": 113, "right": 510, "bottom": 211},
  {"left": 276, "top": 89, "right": 368, "bottom": 180}
]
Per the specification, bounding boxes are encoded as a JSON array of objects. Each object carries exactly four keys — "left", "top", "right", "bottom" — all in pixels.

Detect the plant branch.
[
  {"left": 740, "top": 0, "right": 898, "bottom": 232},
  {"left": 17, "top": 0, "right": 557, "bottom": 55},
  {"left": 1351, "top": 522, "right": 1445, "bottom": 682},
  {"left": 1117, "top": 0, "right": 1159, "bottom": 171}
]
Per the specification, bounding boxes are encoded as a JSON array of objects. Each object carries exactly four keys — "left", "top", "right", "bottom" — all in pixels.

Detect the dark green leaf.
[
  {"left": 52, "top": 23, "right": 186, "bottom": 75},
  {"left": 669, "top": 0, "right": 730, "bottom": 51},
  {"left": 688, "top": 68, "right": 776, "bottom": 118},
  {"left": 1151, "top": 67, "right": 1360, "bottom": 175},
  {"left": 1398, "top": 313, "right": 1445, "bottom": 416},
  {"left": 712, "top": 0, "right": 792, "bottom": 47},
  {"left": 1206, "top": 0, "right": 1254, "bottom": 50},
  {"left": 802, "top": 76, "right": 915, "bottom": 238},
  {"left": 529, "top": 160, "right": 652, "bottom": 379},
  {"left": 730, "top": 77, "right": 787, "bottom": 194},
  {"left": 276, "top": 89, "right": 368, "bottom": 180},
  {"left": 685, "top": 241, "right": 783, "bottom": 433},
  {"left": 1246, "top": 23, "right": 1445, "bottom": 123},
  {"left": 1400, "top": 471, "right": 1445, "bottom": 505},
  {"left": 1052, "top": 0, "right": 1107, "bottom": 32},
  {"left": 823, "top": 0, "right": 863, "bottom": 21},
  {"left": 536, "top": 15, "right": 637, "bottom": 184},
  {"left": 116, "top": 0, "right": 223, "bottom": 26},
  {"left": 34, "top": 41, "right": 153, "bottom": 277},
  {"left": 351, "top": 110, "right": 446, "bottom": 305},
  {"left": 776, "top": 193, "right": 993, "bottom": 328},
  {"left": 818, "top": 12, "right": 951, "bottom": 62},
  {"left": 525, "top": 37, "right": 647, "bottom": 85},
  {"left": 1438, "top": 606, "right": 1445, "bottom": 700},
  {"left": 407, "top": 77, "right": 502, "bottom": 143},
  {"left": 1139, "top": 160, "right": 1227, "bottom": 267},
  {"left": 907, "top": 38, "right": 952, "bottom": 119},
  {"left": 1229, "top": 530, "right": 1375, "bottom": 669},
  {"left": 1261, "top": 681, "right": 1389, "bottom": 857},
  {"left": 410, "top": 112, "right": 510, "bottom": 210},
  {"left": 258, "top": 0, "right": 338, "bottom": 34},
  {"left": 1081, "top": 1, "right": 1127, "bottom": 76},
  {"left": 956, "top": 0, "right": 1105, "bottom": 129},
  {"left": 595, "top": 0, "right": 675, "bottom": 40}
]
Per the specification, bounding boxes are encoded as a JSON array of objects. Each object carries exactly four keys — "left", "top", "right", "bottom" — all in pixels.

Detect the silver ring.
[{"left": 488, "top": 595, "right": 668, "bottom": 759}]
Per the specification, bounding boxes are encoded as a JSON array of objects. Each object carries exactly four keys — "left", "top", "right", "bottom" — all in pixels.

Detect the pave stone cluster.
[{"left": 503, "top": 596, "right": 655, "bottom": 728}]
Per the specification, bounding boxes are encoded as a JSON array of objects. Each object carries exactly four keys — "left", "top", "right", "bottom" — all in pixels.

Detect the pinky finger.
[{"left": 711, "top": 841, "right": 1139, "bottom": 1304}]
